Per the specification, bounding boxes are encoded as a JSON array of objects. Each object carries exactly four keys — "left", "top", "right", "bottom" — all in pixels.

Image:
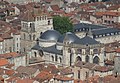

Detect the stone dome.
[{"left": 40, "top": 30, "right": 61, "bottom": 41}]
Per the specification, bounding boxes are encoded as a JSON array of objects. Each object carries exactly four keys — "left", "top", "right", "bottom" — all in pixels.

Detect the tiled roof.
[
  {"left": 103, "top": 12, "right": 120, "bottom": 17},
  {"left": 60, "top": 67, "right": 73, "bottom": 75},
  {"left": 93, "top": 66, "right": 113, "bottom": 72},
  {"left": 116, "top": 48, "right": 120, "bottom": 53},
  {"left": 50, "top": 5, "right": 60, "bottom": 11},
  {"left": 83, "top": 63, "right": 97, "bottom": 70},
  {"left": 0, "top": 58, "right": 9, "bottom": 66},
  {"left": 17, "top": 78, "right": 35, "bottom": 83},
  {"left": 0, "top": 52, "right": 23, "bottom": 59},
  {"left": 107, "top": 5, "right": 120, "bottom": 10},
  {"left": 0, "top": 37, "right": 4, "bottom": 42},
  {"left": 55, "top": 75, "right": 73, "bottom": 81},
  {"left": 35, "top": 71, "right": 54, "bottom": 82},
  {"left": 16, "top": 66, "right": 38, "bottom": 76}
]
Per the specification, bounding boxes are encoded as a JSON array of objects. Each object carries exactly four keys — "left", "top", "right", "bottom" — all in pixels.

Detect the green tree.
[{"left": 53, "top": 16, "right": 73, "bottom": 34}]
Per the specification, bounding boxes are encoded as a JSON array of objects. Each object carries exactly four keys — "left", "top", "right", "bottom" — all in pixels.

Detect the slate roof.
[
  {"left": 74, "top": 23, "right": 120, "bottom": 36},
  {"left": 32, "top": 44, "right": 62, "bottom": 55},
  {"left": 74, "top": 23, "right": 106, "bottom": 31},
  {"left": 43, "top": 45, "right": 62, "bottom": 55},
  {"left": 78, "top": 36, "right": 100, "bottom": 45},
  {"left": 92, "top": 28, "right": 120, "bottom": 35},
  {"left": 31, "top": 44, "right": 42, "bottom": 51}
]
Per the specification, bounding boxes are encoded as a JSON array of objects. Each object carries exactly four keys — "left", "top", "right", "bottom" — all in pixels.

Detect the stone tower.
[{"left": 20, "top": 7, "right": 53, "bottom": 54}]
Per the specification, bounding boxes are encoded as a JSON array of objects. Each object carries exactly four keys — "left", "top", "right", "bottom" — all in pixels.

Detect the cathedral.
[{"left": 30, "top": 29, "right": 105, "bottom": 67}]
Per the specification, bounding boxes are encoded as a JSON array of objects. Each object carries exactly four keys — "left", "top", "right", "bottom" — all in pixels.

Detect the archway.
[
  {"left": 76, "top": 56, "right": 82, "bottom": 62},
  {"left": 85, "top": 55, "right": 89, "bottom": 63},
  {"left": 93, "top": 56, "right": 100, "bottom": 64}
]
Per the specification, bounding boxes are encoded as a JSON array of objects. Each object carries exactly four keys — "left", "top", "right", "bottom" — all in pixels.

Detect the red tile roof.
[
  {"left": 50, "top": 5, "right": 60, "bottom": 11},
  {"left": 35, "top": 71, "right": 54, "bottom": 82},
  {"left": 94, "top": 66, "right": 113, "bottom": 72},
  {"left": 55, "top": 75, "right": 73, "bottom": 81},
  {"left": 0, "top": 37, "right": 4, "bottom": 42},
  {"left": 0, "top": 52, "right": 23, "bottom": 59},
  {"left": 116, "top": 48, "right": 120, "bottom": 53},
  {"left": 17, "top": 78, "right": 35, "bottom": 83},
  {"left": 0, "top": 58, "right": 9, "bottom": 66}
]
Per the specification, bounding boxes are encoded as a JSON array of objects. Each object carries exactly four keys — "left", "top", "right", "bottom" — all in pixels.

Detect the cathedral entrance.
[
  {"left": 93, "top": 56, "right": 100, "bottom": 64},
  {"left": 76, "top": 56, "right": 82, "bottom": 62}
]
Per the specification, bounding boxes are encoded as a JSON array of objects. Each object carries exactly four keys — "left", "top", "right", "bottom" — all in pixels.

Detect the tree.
[{"left": 53, "top": 16, "right": 73, "bottom": 34}]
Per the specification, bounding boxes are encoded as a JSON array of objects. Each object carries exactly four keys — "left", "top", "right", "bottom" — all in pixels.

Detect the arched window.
[
  {"left": 55, "top": 55, "right": 57, "bottom": 62},
  {"left": 78, "top": 70, "right": 80, "bottom": 79},
  {"left": 76, "top": 56, "right": 82, "bottom": 62},
  {"left": 86, "top": 72, "right": 89, "bottom": 79},
  {"left": 59, "top": 57, "right": 62, "bottom": 63},
  {"left": 52, "top": 56, "right": 54, "bottom": 61},
  {"left": 33, "top": 35, "right": 36, "bottom": 40},
  {"left": 39, "top": 50, "right": 43, "bottom": 57},
  {"left": 34, "top": 52, "right": 37, "bottom": 57},
  {"left": 29, "top": 35, "right": 32, "bottom": 40},
  {"left": 70, "top": 54, "right": 72, "bottom": 66},
  {"left": 93, "top": 56, "right": 100, "bottom": 64},
  {"left": 24, "top": 33, "right": 26, "bottom": 40},
  {"left": 30, "top": 23, "right": 32, "bottom": 28},
  {"left": 85, "top": 55, "right": 89, "bottom": 63}
]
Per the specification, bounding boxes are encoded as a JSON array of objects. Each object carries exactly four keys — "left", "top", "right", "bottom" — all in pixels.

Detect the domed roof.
[
  {"left": 57, "top": 32, "right": 80, "bottom": 43},
  {"left": 40, "top": 30, "right": 61, "bottom": 41}
]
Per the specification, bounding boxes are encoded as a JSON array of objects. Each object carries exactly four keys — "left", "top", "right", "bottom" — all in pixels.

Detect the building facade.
[{"left": 31, "top": 30, "right": 105, "bottom": 67}]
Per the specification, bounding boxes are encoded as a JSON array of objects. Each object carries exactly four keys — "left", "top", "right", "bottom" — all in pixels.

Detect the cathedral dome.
[
  {"left": 40, "top": 30, "right": 61, "bottom": 41},
  {"left": 57, "top": 32, "right": 80, "bottom": 43}
]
